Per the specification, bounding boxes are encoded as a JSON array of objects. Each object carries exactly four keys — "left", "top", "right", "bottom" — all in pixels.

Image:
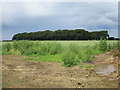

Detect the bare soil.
[{"left": 2, "top": 50, "right": 119, "bottom": 88}]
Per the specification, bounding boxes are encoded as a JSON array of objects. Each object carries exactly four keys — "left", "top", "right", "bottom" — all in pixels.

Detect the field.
[
  {"left": 2, "top": 40, "right": 119, "bottom": 65},
  {"left": 1, "top": 40, "right": 120, "bottom": 88}
]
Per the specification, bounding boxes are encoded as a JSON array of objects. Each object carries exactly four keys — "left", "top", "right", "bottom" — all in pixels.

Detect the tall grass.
[
  {"left": 2, "top": 43, "right": 12, "bottom": 54},
  {"left": 99, "top": 38, "right": 108, "bottom": 52},
  {"left": 99, "top": 39, "right": 120, "bottom": 52},
  {"left": 2, "top": 40, "right": 119, "bottom": 67},
  {"left": 17, "top": 40, "right": 34, "bottom": 55},
  {"left": 61, "top": 39, "right": 119, "bottom": 66},
  {"left": 62, "top": 51, "right": 79, "bottom": 67},
  {"left": 3, "top": 40, "right": 62, "bottom": 55}
]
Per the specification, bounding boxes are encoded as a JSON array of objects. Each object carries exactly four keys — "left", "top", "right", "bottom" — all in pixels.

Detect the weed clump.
[
  {"left": 99, "top": 38, "right": 108, "bottom": 52},
  {"left": 16, "top": 40, "right": 34, "bottom": 55},
  {"left": 49, "top": 42, "right": 62, "bottom": 55},
  {"left": 2, "top": 43, "right": 12, "bottom": 54},
  {"left": 62, "top": 51, "right": 79, "bottom": 67},
  {"left": 69, "top": 44, "right": 80, "bottom": 54},
  {"left": 77, "top": 47, "right": 94, "bottom": 62},
  {"left": 12, "top": 41, "right": 19, "bottom": 51},
  {"left": 39, "top": 42, "right": 62, "bottom": 55}
]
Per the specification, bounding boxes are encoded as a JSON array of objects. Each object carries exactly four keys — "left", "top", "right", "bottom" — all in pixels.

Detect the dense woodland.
[{"left": 12, "top": 29, "right": 110, "bottom": 40}]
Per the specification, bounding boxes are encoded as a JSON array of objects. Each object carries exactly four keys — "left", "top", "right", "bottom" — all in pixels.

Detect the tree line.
[{"left": 12, "top": 29, "right": 110, "bottom": 40}]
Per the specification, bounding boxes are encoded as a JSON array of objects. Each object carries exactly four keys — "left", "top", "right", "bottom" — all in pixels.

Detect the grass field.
[{"left": 2, "top": 40, "right": 119, "bottom": 67}]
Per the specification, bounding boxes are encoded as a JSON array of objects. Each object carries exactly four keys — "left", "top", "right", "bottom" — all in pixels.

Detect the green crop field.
[
  {"left": 2, "top": 40, "right": 120, "bottom": 67},
  {"left": 2, "top": 40, "right": 118, "bottom": 46}
]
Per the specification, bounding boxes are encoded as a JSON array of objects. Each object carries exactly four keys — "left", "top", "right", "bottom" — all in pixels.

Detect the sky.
[{"left": 1, "top": 2, "right": 118, "bottom": 40}]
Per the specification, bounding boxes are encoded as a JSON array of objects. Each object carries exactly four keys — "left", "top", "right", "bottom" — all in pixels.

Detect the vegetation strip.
[
  {"left": 12, "top": 29, "right": 110, "bottom": 40},
  {"left": 2, "top": 39, "right": 120, "bottom": 67}
]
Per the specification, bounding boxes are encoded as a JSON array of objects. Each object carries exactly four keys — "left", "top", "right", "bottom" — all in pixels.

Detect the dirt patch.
[
  {"left": 96, "top": 49, "right": 119, "bottom": 62},
  {"left": 2, "top": 54, "right": 119, "bottom": 88}
]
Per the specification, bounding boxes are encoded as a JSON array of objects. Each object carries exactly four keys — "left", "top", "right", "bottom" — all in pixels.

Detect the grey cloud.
[{"left": 2, "top": 2, "right": 118, "bottom": 40}]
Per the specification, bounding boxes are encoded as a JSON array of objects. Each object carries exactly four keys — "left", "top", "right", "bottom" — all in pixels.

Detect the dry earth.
[{"left": 1, "top": 50, "right": 119, "bottom": 88}]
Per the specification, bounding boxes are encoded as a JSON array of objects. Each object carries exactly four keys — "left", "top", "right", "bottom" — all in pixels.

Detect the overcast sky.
[{"left": 1, "top": 2, "right": 118, "bottom": 40}]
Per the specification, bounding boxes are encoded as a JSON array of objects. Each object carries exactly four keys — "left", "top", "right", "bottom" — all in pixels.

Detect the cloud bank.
[{"left": 2, "top": 2, "right": 118, "bottom": 40}]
